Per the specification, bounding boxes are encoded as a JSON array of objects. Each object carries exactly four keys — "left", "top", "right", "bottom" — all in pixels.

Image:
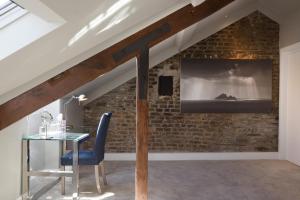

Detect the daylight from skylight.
[
  {"left": 0, "top": 0, "right": 27, "bottom": 29},
  {"left": 68, "top": 0, "right": 133, "bottom": 46},
  {"left": 0, "top": 0, "right": 10, "bottom": 7}
]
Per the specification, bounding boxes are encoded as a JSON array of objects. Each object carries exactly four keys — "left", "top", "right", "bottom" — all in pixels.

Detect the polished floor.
[{"left": 33, "top": 160, "right": 300, "bottom": 200}]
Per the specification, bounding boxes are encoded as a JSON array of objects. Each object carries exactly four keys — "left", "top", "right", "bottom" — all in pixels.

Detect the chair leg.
[
  {"left": 94, "top": 165, "right": 102, "bottom": 193},
  {"left": 61, "top": 166, "right": 65, "bottom": 195},
  {"left": 99, "top": 161, "right": 108, "bottom": 185}
]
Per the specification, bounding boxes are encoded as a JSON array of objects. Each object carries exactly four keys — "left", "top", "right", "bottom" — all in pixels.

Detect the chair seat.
[{"left": 61, "top": 150, "right": 102, "bottom": 166}]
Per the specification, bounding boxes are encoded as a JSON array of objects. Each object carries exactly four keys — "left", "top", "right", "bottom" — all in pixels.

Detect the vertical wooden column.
[{"left": 136, "top": 48, "right": 149, "bottom": 200}]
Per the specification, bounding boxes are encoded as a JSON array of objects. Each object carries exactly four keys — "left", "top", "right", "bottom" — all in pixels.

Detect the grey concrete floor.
[{"left": 33, "top": 160, "right": 300, "bottom": 200}]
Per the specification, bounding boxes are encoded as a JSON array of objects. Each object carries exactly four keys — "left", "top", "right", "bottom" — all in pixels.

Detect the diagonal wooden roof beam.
[{"left": 0, "top": 0, "right": 234, "bottom": 130}]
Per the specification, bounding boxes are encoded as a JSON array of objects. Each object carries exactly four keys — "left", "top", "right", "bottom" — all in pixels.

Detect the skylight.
[{"left": 0, "top": 0, "right": 27, "bottom": 29}]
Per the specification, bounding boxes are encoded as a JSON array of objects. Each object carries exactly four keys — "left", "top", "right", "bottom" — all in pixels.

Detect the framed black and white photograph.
[{"left": 180, "top": 59, "right": 273, "bottom": 113}]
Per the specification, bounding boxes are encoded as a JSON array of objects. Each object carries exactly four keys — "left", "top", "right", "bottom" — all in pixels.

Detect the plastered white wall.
[
  {"left": 26, "top": 113, "right": 45, "bottom": 170},
  {"left": 0, "top": 100, "right": 62, "bottom": 200},
  {"left": 286, "top": 51, "right": 300, "bottom": 165},
  {"left": 0, "top": 119, "right": 27, "bottom": 200},
  {"left": 42, "top": 100, "right": 61, "bottom": 169},
  {"left": 29, "top": 100, "right": 61, "bottom": 169},
  {"left": 285, "top": 49, "right": 300, "bottom": 165},
  {"left": 60, "top": 99, "right": 84, "bottom": 132},
  {"left": 279, "top": 42, "right": 300, "bottom": 165}
]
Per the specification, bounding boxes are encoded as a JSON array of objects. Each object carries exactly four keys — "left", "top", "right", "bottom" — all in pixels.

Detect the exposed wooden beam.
[
  {"left": 0, "top": 0, "right": 234, "bottom": 130},
  {"left": 135, "top": 48, "right": 149, "bottom": 200}
]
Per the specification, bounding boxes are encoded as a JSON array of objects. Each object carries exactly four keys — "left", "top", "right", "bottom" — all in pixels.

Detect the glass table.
[{"left": 21, "top": 132, "right": 89, "bottom": 200}]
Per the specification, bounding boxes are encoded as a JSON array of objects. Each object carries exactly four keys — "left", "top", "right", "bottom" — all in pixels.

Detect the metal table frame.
[{"left": 21, "top": 133, "right": 89, "bottom": 200}]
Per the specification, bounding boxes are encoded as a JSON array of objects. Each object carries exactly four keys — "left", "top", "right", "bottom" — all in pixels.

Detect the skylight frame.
[
  {"left": 0, "top": 0, "right": 27, "bottom": 29},
  {"left": 0, "top": 1, "right": 18, "bottom": 15}
]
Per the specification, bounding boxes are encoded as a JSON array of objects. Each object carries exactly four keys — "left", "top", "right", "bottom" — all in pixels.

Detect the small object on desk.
[
  {"left": 39, "top": 124, "right": 48, "bottom": 138},
  {"left": 39, "top": 110, "right": 53, "bottom": 139}
]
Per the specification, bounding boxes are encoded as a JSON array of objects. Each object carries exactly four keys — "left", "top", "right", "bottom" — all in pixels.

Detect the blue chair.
[{"left": 61, "top": 112, "right": 112, "bottom": 193}]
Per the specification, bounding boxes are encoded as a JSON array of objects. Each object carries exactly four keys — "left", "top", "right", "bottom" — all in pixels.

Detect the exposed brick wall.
[{"left": 83, "top": 11, "right": 279, "bottom": 152}]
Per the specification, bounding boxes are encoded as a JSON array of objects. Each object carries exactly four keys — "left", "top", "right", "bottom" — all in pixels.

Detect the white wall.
[
  {"left": 279, "top": 6, "right": 300, "bottom": 160},
  {"left": 280, "top": 42, "right": 300, "bottom": 165},
  {"left": 60, "top": 98, "right": 84, "bottom": 132},
  {"left": 41, "top": 100, "right": 61, "bottom": 169},
  {"left": 0, "top": 119, "right": 27, "bottom": 200},
  {"left": 26, "top": 113, "right": 45, "bottom": 170},
  {"left": 286, "top": 50, "right": 300, "bottom": 165},
  {"left": 0, "top": 100, "right": 62, "bottom": 200},
  {"left": 27, "top": 100, "right": 61, "bottom": 170}
]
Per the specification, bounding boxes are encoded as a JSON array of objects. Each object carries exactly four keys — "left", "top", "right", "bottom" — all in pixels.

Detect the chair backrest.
[{"left": 94, "top": 112, "right": 112, "bottom": 161}]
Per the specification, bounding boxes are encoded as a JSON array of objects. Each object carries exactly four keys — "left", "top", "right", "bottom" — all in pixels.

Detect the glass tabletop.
[{"left": 22, "top": 132, "right": 89, "bottom": 142}]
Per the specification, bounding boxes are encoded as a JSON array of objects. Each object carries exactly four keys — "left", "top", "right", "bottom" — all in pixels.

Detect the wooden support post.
[{"left": 136, "top": 48, "right": 149, "bottom": 200}]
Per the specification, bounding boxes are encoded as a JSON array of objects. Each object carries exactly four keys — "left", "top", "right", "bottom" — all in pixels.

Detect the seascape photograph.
[{"left": 180, "top": 59, "right": 273, "bottom": 113}]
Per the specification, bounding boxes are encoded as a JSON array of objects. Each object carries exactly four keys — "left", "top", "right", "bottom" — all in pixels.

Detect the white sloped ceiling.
[{"left": 1, "top": 0, "right": 300, "bottom": 105}]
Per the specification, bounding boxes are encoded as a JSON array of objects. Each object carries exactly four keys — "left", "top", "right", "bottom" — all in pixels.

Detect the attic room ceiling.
[
  {"left": 1, "top": 0, "right": 300, "bottom": 106},
  {"left": 0, "top": 0, "right": 236, "bottom": 130},
  {"left": 0, "top": 0, "right": 190, "bottom": 104},
  {"left": 73, "top": 0, "right": 300, "bottom": 104},
  {"left": 258, "top": 0, "right": 300, "bottom": 23},
  {"left": 39, "top": 0, "right": 125, "bottom": 22}
]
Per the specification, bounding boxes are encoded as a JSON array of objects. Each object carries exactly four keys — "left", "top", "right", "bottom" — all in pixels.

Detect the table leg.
[
  {"left": 59, "top": 141, "right": 66, "bottom": 195},
  {"left": 22, "top": 140, "right": 30, "bottom": 199},
  {"left": 72, "top": 141, "right": 79, "bottom": 200}
]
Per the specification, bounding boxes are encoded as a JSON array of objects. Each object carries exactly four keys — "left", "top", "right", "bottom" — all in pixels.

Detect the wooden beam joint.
[
  {"left": 137, "top": 48, "right": 149, "bottom": 100},
  {"left": 112, "top": 23, "right": 171, "bottom": 63}
]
